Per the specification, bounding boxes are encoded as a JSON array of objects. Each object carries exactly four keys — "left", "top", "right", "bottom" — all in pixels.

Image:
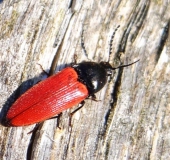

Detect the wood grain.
[{"left": 0, "top": 0, "right": 170, "bottom": 159}]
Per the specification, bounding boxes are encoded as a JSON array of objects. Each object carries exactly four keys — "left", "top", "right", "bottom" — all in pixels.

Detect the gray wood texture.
[{"left": 0, "top": 0, "right": 170, "bottom": 160}]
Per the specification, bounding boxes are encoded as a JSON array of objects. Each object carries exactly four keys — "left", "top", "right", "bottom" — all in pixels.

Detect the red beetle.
[{"left": 6, "top": 60, "right": 138, "bottom": 126}]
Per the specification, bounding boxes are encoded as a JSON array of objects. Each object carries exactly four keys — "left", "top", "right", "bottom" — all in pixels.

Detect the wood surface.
[{"left": 0, "top": 0, "right": 170, "bottom": 160}]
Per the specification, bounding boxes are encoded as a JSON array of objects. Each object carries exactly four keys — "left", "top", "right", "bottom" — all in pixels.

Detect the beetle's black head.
[{"left": 73, "top": 62, "right": 108, "bottom": 95}]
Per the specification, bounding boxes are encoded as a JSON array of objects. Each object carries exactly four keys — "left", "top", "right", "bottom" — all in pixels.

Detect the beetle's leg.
[
  {"left": 86, "top": 94, "right": 101, "bottom": 102},
  {"left": 91, "top": 94, "right": 98, "bottom": 101},
  {"left": 55, "top": 113, "right": 62, "bottom": 129},
  {"left": 71, "top": 101, "right": 85, "bottom": 115},
  {"left": 48, "top": 113, "right": 62, "bottom": 120},
  {"left": 48, "top": 113, "right": 62, "bottom": 129},
  {"left": 69, "top": 101, "right": 85, "bottom": 126},
  {"left": 37, "top": 63, "right": 49, "bottom": 76}
]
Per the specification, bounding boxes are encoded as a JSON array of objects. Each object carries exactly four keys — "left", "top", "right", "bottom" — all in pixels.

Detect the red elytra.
[{"left": 6, "top": 67, "right": 88, "bottom": 126}]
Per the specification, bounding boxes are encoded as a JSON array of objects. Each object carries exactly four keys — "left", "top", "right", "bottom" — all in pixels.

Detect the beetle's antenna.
[
  {"left": 81, "top": 29, "right": 88, "bottom": 57},
  {"left": 109, "top": 25, "right": 120, "bottom": 55},
  {"left": 100, "top": 59, "right": 139, "bottom": 72},
  {"left": 111, "top": 59, "right": 140, "bottom": 70}
]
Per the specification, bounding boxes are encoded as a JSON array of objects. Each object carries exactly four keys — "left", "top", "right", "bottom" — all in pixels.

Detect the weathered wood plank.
[{"left": 0, "top": 0, "right": 170, "bottom": 160}]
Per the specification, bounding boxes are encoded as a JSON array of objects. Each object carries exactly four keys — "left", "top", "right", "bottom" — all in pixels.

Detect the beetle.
[
  {"left": 5, "top": 60, "right": 139, "bottom": 126},
  {"left": 6, "top": 25, "right": 139, "bottom": 126}
]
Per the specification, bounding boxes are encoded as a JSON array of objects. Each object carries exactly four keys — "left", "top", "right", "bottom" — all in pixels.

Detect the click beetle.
[
  {"left": 6, "top": 60, "right": 139, "bottom": 126},
  {"left": 5, "top": 26, "right": 139, "bottom": 126}
]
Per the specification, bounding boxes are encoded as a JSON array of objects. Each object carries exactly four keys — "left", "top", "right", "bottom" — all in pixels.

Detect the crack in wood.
[{"left": 156, "top": 21, "right": 169, "bottom": 62}]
